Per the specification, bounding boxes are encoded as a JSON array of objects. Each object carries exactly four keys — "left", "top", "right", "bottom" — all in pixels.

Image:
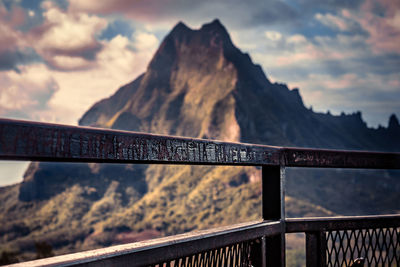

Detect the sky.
[{"left": 0, "top": 0, "right": 399, "bottom": 185}]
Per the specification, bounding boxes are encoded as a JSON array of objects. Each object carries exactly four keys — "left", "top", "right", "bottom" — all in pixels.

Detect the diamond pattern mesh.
[
  {"left": 326, "top": 227, "right": 400, "bottom": 267},
  {"left": 150, "top": 240, "right": 257, "bottom": 267}
]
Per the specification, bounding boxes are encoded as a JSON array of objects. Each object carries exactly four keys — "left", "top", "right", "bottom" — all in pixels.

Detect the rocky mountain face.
[
  {"left": 1, "top": 19, "right": 399, "bottom": 262},
  {"left": 78, "top": 19, "right": 400, "bottom": 150}
]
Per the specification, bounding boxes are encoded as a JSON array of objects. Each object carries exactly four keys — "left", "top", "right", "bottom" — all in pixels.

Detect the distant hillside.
[{"left": 0, "top": 19, "right": 399, "bottom": 263}]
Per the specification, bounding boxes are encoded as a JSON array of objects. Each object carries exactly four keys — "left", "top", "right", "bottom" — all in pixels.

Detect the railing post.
[
  {"left": 306, "top": 231, "right": 326, "bottom": 267},
  {"left": 262, "top": 166, "right": 285, "bottom": 267}
]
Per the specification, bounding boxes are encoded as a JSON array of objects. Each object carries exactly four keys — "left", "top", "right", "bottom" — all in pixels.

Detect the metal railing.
[
  {"left": 287, "top": 215, "right": 400, "bottom": 266},
  {"left": 0, "top": 118, "right": 399, "bottom": 267}
]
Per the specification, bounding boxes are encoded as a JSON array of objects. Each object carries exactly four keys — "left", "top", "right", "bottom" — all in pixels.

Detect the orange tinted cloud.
[{"left": 347, "top": 0, "right": 400, "bottom": 54}]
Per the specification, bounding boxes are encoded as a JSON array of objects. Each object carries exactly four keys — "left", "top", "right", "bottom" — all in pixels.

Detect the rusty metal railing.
[{"left": 0, "top": 118, "right": 399, "bottom": 267}]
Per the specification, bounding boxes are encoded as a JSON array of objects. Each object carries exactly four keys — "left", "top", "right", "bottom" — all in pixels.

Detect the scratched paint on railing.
[
  {"left": 285, "top": 148, "right": 400, "bottom": 169},
  {"left": 0, "top": 122, "right": 280, "bottom": 165},
  {"left": 289, "top": 151, "right": 346, "bottom": 166},
  {"left": 1, "top": 119, "right": 400, "bottom": 168}
]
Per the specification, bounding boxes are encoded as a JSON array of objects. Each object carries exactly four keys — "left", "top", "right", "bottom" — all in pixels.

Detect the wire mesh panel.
[
  {"left": 150, "top": 239, "right": 258, "bottom": 267},
  {"left": 326, "top": 227, "right": 400, "bottom": 267}
]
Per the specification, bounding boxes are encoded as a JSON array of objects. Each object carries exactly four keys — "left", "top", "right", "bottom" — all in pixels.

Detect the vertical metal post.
[
  {"left": 261, "top": 236, "right": 267, "bottom": 267},
  {"left": 306, "top": 231, "right": 327, "bottom": 267},
  {"left": 262, "top": 165, "right": 285, "bottom": 267}
]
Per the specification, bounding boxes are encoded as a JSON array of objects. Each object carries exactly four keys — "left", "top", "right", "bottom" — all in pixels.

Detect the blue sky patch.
[{"left": 99, "top": 19, "right": 135, "bottom": 40}]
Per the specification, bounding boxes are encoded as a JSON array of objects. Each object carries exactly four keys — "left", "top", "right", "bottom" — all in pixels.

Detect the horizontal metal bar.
[
  {"left": 8, "top": 220, "right": 281, "bottom": 267},
  {"left": 0, "top": 119, "right": 281, "bottom": 166},
  {"left": 286, "top": 215, "right": 400, "bottom": 233},
  {"left": 1, "top": 119, "right": 400, "bottom": 169},
  {"left": 283, "top": 147, "right": 400, "bottom": 169}
]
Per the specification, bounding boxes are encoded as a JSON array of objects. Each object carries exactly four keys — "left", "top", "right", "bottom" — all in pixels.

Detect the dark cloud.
[
  {"left": 44, "top": 43, "right": 103, "bottom": 62},
  {"left": 69, "top": 0, "right": 301, "bottom": 28},
  {"left": 0, "top": 48, "right": 41, "bottom": 72},
  {"left": 295, "top": 0, "right": 364, "bottom": 12},
  {"left": 343, "top": 21, "right": 368, "bottom": 36},
  {"left": 355, "top": 54, "right": 400, "bottom": 76},
  {"left": 244, "top": 0, "right": 299, "bottom": 26},
  {"left": 276, "top": 0, "right": 366, "bottom": 34},
  {"left": 320, "top": 60, "right": 347, "bottom": 77},
  {"left": 320, "top": 53, "right": 400, "bottom": 78},
  {"left": 0, "top": 0, "right": 15, "bottom": 10},
  {"left": 269, "top": 53, "right": 400, "bottom": 80},
  {"left": 23, "top": 4, "right": 109, "bottom": 71},
  {"left": 267, "top": 66, "right": 312, "bottom": 81},
  {"left": 169, "top": 0, "right": 301, "bottom": 28}
]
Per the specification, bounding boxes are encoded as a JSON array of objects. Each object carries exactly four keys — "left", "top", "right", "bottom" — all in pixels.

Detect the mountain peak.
[
  {"left": 169, "top": 19, "right": 229, "bottom": 39},
  {"left": 171, "top": 21, "right": 191, "bottom": 33},
  {"left": 163, "top": 19, "right": 234, "bottom": 51},
  {"left": 148, "top": 19, "right": 237, "bottom": 75},
  {"left": 201, "top": 19, "right": 225, "bottom": 30},
  {"left": 168, "top": 21, "right": 192, "bottom": 39},
  {"left": 199, "top": 19, "right": 231, "bottom": 42}
]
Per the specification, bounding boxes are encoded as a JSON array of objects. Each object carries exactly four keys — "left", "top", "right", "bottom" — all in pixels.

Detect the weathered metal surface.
[
  {"left": 261, "top": 236, "right": 267, "bottom": 267},
  {"left": 0, "top": 119, "right": 280, "bottom": 166},
  {"left": 306, "top": 231, "right": 326, "bottom": 267},
  {"left": 1, "top": 119, "right": 400, "bottom": 169},
  {"left": 153, "top": 239, "right": 255, "bottom": 267},
  {"left": 262, "top": 166, "right": 285, "bottom": 267},
  {"left": 8, "top": 221, "right": 281, "bottom": 267},
  {"left": 262, "top": 166, "right": 282, "bottom": 221},
  {"left": 283, "top": 147, "right": 400, "bottom": 169},
  {"left": 286, "top": 215, "right": 400, "bottom": 233}
]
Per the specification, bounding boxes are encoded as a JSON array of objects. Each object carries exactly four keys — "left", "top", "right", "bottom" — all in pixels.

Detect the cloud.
[
  {"left": 295, "top": 72, "right": 400, "bottom": 127},
  {"left": 0, "top": 161, "right": 30, "bottom": 186},
  {"left": 294, "top": 0, "right": 364, "bottom": 14},
  {"left": 68, "top": 0, "right": 201, "bottom": 21},
  {"left": 0, "top": 30, "right": 159, "bottom": 125},
  {"left": 0, "top": 3, "right": 40, "bottom": 71},
  {"left": 68, "top": 0, "right": 299, "bottom": 28},
  {"left": 255, "top": 31, "right": 349, "bottom": 70},
  {"left": 0, "top": 3, "right": 26, "bottom": 27},
  {"left": 0, "top": 64, "right": 59, "bottom": 120},
  {"left": 314, "top": 12, "right": 362, "bottom": 32},
  {"left": 239, "top": 24, "right": 400, "bottom": 127},
  {"left": 0, "top": 48, "right": 40, "bottom": 72},
  {"left": 342, "top": 0, "right": 400, "bottom": 54},
  {"left": 265, "top": 31, "right": 282, "bottom": 41},
  {"left": 134, "top": 32, "right": 159, "bottom": 51},
  {"left": 47, "top": 33, "right": 158, "bottom": 124},
  {"left": 0, "top": 1, "right": 111, "bottom": 72},
  {"left": 0, "top": 20, "right": 19, "bottom": 53},
  {"left": 0, "top": 1, "right": 161, "bottom": 125},
  {"left": 28, "top": 2, "right": 108, "bottom": 71}
]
